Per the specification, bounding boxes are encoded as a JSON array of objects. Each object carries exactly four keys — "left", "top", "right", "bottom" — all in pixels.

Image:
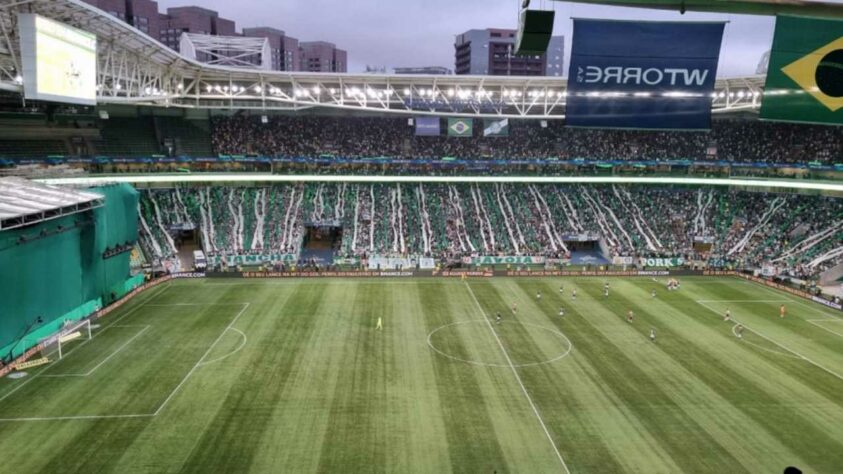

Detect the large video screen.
[{"left": 18, "top": 14, "right": 97, "bottom": 105}]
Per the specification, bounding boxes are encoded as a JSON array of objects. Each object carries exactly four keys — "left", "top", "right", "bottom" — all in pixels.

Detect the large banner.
[
  {"left": 447, "top": 118, "right": 473, "bottom": 137},
  {"left": 483, "top": 119, "right": 509, "bottom": 137},
  {"left": 566, "top": 19, "right": 725, "bottom": 129},
  {"left": 368, "top": 256, "right": 414, "bottom": 270},
  {"left": 639, "top": 257, "right": 686, "bottom": 267},
  {"left": 463, "top": 256, "right": 546, "bottom": 265},
  {"left": 210, "top": 253, "right": 297, "bottom": 265},
  {"left": 415, "top": 117, "right": 440, "bottom": 136},
  {"left": 760, "top": 15, "right": 843, "bottom": 125}
]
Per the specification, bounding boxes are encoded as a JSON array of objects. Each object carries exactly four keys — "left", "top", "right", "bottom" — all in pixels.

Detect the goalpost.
[{"left": 40, "top": 319, "right": 93, "bottom": 361}]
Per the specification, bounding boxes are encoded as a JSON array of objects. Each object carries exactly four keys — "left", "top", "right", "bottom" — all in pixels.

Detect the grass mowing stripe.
[
  {"left": 0, "top": 281, "right": 173, "bottom": 403},
  {"left": 531, "top": 279, "right": 747, "bottom": 473},
  {"left": 153, "top": 302, "right": 250, "bottom": 416},
  {"left": 176, "top": 282, "right": 323, "bottom": 473},
  {"left": 680, "top": 280, "right": 843, "bottom": 389},
  {"left": 623, "top": 279, "right": 843, "bottom": 471},
  {"left": 468, "top": 279, "right": 631, "bottom": 473},
  {"left": 1, "top": 277, "right": 840, "bottom": 473},
  {"left": 316, "top": 281, "right": 391, "bottom": 472},
  {"left": 417, "top": 281, "right": 510, "bottom": 472},
  {"left": 464, "top": 280, "right": 571, "bottom": 474}
]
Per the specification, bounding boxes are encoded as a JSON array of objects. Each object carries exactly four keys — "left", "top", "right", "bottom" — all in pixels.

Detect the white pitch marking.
[
  {"left": 41, "top": 326, "right": 151, "bottom": 377},
  {"left": 144, "top": 303, "right": 250, "bottom": 306},
  {"left": 0, "top": 283, "right": 172, "bottom": 406},
  {"left": 729, "top": 278, "right": 843, "bottom": 321},
  {"left": 696, "top": 300, "right": 789, "bottom": 303},
  {"left": 198, "top": 328, "right": 248, "bottom": 367},
  {"left": 152, "top": 302, "right": 251, "bottom": 416},
  {"left": 806, "top": 319, "right": 843, "bottom": 339},
  {"left": 729, "top": 323, "right": 802, "bottom": 360},
  {"left": 0, "top": 413, "right": 155, "bottom": 422},
  {"left": 0, "top": 289, "right": 253, "bottom": 423},
  {"left": 427, "top": 320, "right": 572, "bottom": 368},
  {"left": 463, "top": 281, "right": 571, "bottom": 474},
  {"left": 696, "top": 301, "right": 843, "bottom": 382}
]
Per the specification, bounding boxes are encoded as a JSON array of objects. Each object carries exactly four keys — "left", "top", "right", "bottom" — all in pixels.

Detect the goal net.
[{"left": 40, "top": 319, "right": 93, "bottom": 361}]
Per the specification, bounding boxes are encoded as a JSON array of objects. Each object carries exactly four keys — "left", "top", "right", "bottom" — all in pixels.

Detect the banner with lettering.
[
  {"left": 415, "top": 116, "right": 440, "bottom": 136},
  {"left": 638, "top": 257, "right": 686, "bottom": 267},
  {"left": 210, "top": 253, "right": 297, "bottom": 265},
  {"left": 566, "top": 19, "right": 725, "bottom": 129},
  {"left": 462, "top": 256, "right": 546, "bottom": 265}
]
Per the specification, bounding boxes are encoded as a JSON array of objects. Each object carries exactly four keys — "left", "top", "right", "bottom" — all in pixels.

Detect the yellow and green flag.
[
  {"left": 447, "top": 118, "right": 473, "bottom": 137},
  {"left": 761, "top": 15, "right": 843, "bottom": 125}
]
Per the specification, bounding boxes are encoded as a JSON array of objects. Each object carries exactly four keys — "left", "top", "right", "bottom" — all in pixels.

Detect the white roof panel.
[{"left": 0, "top": 177, "right": 104, "bottom": 229}]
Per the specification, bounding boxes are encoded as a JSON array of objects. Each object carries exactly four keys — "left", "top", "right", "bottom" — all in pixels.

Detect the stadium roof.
[
  {"left": 0, "top": 177, "right": 104, "bottom": 231},
  {"left": 0, "top": 0, "right": 764, "bottom": 118}
]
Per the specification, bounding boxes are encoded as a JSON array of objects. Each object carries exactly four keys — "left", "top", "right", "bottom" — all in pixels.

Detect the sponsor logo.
[
  {"left": 463, "top": 256, "right": 546, "bottom": 265},
  {"left": 14, "top": 357, "right": 50, "bottom": 370},
  {"left": 210, "top": 254, "right": 297, "bottom": 265},
  {"left": 812, "top": 295, "right": 843, "bottom": 310},
  {"left": 576, "top": 66, "right": 711, "bottom": 86},
  {"left": 170, "top": 272, "right": 206, "bottom": 279},
  {"left": 242, "top": 271, "right": 415, "bottom": 278},
  {"left": 639, "top": 257, "right": 685, "bottom": 267}
]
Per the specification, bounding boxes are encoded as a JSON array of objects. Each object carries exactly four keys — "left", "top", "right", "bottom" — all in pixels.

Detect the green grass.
[{"left": 0, "top": 276, "right": 841, "bottom": 473}]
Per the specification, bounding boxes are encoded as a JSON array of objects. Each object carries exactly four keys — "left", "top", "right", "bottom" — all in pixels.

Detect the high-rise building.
[
  {"left": 126, "top": 0, "right": 161, "bottom": 37},
  {"left": 455, "top": 28, "right": 564, "bottom": 76},
  {"left": 80, "top": 1, "right": 348, "bottom": 73},
  {"left": 393, "top": 66, "right": 452, "bottom": 75},
  {"left": 300, "top": 41, "right": 347, "bottom": 73},
  {"left": 81, "top": 0, "right": 161, "bottom": 37},
  {"left": 83, "top": 0, "right": 127, "bottom": 21},
  {"left": 161, "top": 6, "right": 236, "bottom": 53},
  {"left": 242, "top": 27, "right": 300, "bottom": 71}
]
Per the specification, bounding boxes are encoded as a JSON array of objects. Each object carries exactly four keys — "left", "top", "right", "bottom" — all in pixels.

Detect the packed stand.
[
  {"left": 138, "top": 184, "right": 843, "bottom": 278},
  {"left": 211, "top": 116, "right": 842, "bottom": 164}
]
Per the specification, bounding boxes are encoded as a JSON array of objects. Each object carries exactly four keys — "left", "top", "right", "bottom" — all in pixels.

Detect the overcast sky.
[{"left": 154, "top": 0, "right": 838, "bottom": 76}]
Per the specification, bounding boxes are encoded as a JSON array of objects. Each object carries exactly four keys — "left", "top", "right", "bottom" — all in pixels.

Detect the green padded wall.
[{"left": 0, "top": 183, "right": 139, "bottom": 359}]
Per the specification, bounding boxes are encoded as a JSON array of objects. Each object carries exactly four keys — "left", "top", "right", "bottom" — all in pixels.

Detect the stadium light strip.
[{"left": 38, "top": 175, "right": 843, "bottom": 192}]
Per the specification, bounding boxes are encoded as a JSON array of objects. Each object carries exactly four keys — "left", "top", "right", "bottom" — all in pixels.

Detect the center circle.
[{"left": 427, "top": 320, "right": 573, "bottom": 368}]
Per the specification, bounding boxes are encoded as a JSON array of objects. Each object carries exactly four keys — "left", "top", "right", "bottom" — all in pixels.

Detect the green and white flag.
[
  {"left": 447, "top": 118, "right": 473, "bottom": 137},
  {"left": 483, "top": 119, "right": 509, "bottom": 137}
]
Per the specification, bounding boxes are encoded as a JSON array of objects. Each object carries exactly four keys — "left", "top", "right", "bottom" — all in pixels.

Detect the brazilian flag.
[
  {"left": 761, "top": 15, "right": 843, "bottom": 125},
  {"left": 447, "top": 118, "right": 473, "bottom": 137}
]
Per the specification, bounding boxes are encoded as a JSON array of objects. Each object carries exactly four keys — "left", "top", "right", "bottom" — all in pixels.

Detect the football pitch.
[{"left": 0, "top": 276, "right": 841, "bottom": 473}]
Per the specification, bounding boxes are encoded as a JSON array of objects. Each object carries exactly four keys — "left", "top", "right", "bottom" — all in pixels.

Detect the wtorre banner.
[{"left": 566, "top": 19, "right": 725, "bottom": 129}]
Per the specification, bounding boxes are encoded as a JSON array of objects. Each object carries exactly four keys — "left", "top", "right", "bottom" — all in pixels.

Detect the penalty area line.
[
  {"left": 41, "top": 325, "right": 151, "bottom": 378},
  {"left": 695, "top": 301, "right": 843, "bottom": 382},
  {"left": 806, "top": 320, "right": 843, "bottom": 339},
  {"left": 0, "top": 283, "right": 172, "bottom": 408},
  {"left": 152, "top": 302, "right": 251, "bottom": 416},
  {"left": 463, "top": 281, "right": 571, "bottom": 474}
]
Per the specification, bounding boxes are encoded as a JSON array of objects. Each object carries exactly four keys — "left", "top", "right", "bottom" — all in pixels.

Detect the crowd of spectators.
[
  {"left": 210, "top": 116, "right": 842, "bottom": 164},
  {"left": 139, "top": 184, "right": 843, "bottom": 279}
]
